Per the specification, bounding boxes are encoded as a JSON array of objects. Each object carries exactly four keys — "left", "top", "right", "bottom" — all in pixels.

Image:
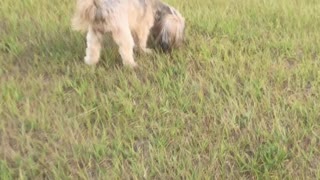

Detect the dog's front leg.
[
  {"left": 84, "top": 26, "right": 103, "bottom": 65},
  {"left": 136, "top": 26, "right": 153, "bottom": 54},
  {"left": 112, "top": 25, "right": 137, "bottom": 68}
]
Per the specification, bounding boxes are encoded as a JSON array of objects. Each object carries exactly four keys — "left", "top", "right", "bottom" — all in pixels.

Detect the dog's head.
[{"left": 152, "top": 3, "right": 185, "bottom": 52}]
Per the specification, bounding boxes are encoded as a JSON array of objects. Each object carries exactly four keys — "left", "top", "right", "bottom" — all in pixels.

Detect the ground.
[{"left": 0, "top": 0, "right": 319, "bottom": 179}]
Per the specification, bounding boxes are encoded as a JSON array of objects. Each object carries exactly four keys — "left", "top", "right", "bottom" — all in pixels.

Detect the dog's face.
[{"left": 152, "top": 4, "right": 185, "bottom": 52}]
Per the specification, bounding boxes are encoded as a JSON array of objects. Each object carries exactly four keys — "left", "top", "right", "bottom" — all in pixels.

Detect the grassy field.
[{"left": 1, "top": 0, "right": 320, "bottom": 179}]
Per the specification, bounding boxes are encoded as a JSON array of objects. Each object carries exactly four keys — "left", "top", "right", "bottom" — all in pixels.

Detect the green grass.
[{"left": 1, "top": 0, "right": 320, "bottom": 179}]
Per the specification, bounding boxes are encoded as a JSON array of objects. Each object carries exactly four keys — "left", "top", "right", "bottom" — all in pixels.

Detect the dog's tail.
[{"left": 71, "top": 0, "right": 102, "bottom": 32}]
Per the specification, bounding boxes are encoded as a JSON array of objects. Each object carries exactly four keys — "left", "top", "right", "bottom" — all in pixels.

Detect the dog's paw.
[
  {"left": 123, "top": 61, "right": 138, "bottom": 68},
  {"left": 84, "top": 56, "right": 99, "bottom": 65},
  {"left": 142, "top": 48, "right": 153, "bottom": 54}
]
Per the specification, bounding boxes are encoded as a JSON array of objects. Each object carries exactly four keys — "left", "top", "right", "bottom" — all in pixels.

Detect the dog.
[{"left": 72, "top": 0, "right": 185, "bottom": 67}]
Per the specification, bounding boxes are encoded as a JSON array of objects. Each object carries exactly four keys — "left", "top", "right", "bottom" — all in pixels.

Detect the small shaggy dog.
[{"left": 72, "top": 0, "right": 185, "bottom": 67}]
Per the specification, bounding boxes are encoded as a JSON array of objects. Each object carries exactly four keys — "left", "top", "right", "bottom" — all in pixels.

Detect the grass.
[{"left": 0, "top": 0, "right": 319, "bottom": 179}]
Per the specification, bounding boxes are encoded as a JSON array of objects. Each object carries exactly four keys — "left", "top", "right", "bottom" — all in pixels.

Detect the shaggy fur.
[{"left": 72, "top": 0, "right": 185, "bottom": 67}]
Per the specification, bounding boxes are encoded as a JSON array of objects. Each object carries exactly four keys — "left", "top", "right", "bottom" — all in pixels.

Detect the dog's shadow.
[
  {"left": 4, "top": 24, "right": 174, "bottom": 73},
  {"left": 4, "top": 27, "right": 117, "bottom": 68},
  {"left": 1, "top": 27, "right": 78, "bottom": 73}
]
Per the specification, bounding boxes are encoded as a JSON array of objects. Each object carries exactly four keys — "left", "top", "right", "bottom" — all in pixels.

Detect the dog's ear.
[
  {"left": 152, "top": 18, "right": 171, "bottom": 52},
  {"left": 158, "top": 18, "right": 172, "bottom": 52}
]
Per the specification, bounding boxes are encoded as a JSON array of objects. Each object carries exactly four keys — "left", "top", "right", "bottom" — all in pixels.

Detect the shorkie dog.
[{"left": 72, "top": 0, "right": 185, "bottom": 67}]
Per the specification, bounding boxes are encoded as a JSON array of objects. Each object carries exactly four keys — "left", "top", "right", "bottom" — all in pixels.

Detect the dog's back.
[{"left": 72, "top": 0, "right": 156, "bottom": 32}]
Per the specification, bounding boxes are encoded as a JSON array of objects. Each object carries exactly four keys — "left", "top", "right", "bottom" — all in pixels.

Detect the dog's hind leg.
[
  {"left": 112, "top": 25, "right": 137, "bottom": 68},
  {"left": 84, "top": 26, "right": 103, "bottom": 65}
]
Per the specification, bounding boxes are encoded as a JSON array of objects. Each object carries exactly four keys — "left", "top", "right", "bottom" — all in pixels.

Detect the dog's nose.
[{"left": 160, "top": 42, "right": 170, "bottom": 52}]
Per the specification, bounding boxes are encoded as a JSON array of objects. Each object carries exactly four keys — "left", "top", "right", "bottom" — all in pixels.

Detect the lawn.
[{"left": 0, "top": 0, "right": 319, "bottom": 179}]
